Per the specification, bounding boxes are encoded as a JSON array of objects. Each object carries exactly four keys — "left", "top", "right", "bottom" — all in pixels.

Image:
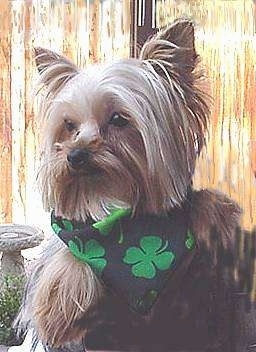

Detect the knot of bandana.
[{"left": 51, "top": 208, "right": 196, "bottom": 314}]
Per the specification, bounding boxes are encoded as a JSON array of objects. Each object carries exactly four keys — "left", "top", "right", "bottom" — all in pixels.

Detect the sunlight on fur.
[{"left": 33, "top": 248, "right": 102, "bottom": 347}]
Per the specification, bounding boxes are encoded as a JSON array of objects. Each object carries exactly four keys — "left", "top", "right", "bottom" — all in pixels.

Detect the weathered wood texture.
[
  {"left": 157, "top": 0, "right": 256, "bottom": 230},
  {"left": 2, "top": 0, "right": 256, "bottom": 233},
  {"left": 0, "top": 0, "right": 131, "bottom": 226},
  {"left": 0, "top": 1, "right": 12, "bottom": 223}
]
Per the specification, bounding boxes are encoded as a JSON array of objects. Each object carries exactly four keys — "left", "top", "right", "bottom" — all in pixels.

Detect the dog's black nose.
[{"left": 67, "top": 149, "right": 90, "bottom": 169}]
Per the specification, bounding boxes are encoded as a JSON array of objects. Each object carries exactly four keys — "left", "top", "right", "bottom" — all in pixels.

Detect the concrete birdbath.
[{"left": 0, "top": 224, "right": 44, "bottom": 281}]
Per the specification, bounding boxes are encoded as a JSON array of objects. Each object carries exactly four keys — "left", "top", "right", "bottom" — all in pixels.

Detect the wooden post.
[
  {"left": 130, "top": 0, "right": 158, "bottom": 58},
  {"left": 0, "top": 1, "right": 12, "bottom": 222},
  {"left": 11, "top": 1, "right": 26, "bottom": 223}
]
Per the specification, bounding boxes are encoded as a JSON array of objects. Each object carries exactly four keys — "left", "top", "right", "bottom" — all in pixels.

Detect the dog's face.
[{"left": 36, "top": 19, "right": 209, "bottom": 221}]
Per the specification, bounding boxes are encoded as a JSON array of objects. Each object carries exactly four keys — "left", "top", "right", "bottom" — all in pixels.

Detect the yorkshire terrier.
[{"left": 17, "top": 19, "right": 256, "bottom": 352}]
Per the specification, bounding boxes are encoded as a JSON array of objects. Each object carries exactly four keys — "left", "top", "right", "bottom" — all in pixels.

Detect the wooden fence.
[
  {"left": 0, "top": 0, "right": 256, "bottom": 232},
  {"left": 157, "top": 0, "right": 256, "bottom": 230}
]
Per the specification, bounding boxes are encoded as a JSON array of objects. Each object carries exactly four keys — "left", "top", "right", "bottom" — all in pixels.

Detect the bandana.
[{"left": 51, "top": 207, "right": 196, "bottom": 314}]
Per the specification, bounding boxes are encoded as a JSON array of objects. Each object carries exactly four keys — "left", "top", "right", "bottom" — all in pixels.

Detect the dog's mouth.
[{"left": 68, "top": 164, "right": 102, "bottom": 177}]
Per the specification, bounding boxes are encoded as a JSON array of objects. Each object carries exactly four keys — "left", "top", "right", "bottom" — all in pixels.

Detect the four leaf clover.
[
  {"left": 68, "top": 237, "right": 107, "bottom": 275},
  {"left": 123, "top": 236, "right": 175, "bottom": 279}
]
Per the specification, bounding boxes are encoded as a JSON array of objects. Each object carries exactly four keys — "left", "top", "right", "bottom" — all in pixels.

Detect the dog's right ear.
[
  {"left": 34, "top": 47, "right": 79, "bottom": 92},
  {"left": 140, "top": 19, "right": 197, "bottom": 82}
]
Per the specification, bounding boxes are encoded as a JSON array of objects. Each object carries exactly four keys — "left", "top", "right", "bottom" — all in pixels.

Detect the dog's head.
[{"left": 36, "top": 19, "right": 209, "bottom": 221}]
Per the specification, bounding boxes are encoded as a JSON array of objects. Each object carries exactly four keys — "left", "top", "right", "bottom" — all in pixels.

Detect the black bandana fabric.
[{"left": 51, "top": 208, "right": 196, "bottom": 314}]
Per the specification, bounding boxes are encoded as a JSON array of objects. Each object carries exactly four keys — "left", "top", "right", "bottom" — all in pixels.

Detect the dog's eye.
[
  {"left": 109, "top": 113, "right": 129, "bottom": 127},
  {"left": 64, "top": 119, "right": 76, "bottom": 132}
]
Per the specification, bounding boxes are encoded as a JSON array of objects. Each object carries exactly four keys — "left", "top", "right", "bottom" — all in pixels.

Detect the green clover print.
[
  {"left": 137, "top": 289, "right": 158, "bottom": 312},
  {"left": 123, "top": 236, "right": 175, "bottom": 279},
  {"left": 68, "top": 237, "right": 107, "bottom": 275},
  {"left": 185, "top": 230, "right": 195, "bottom": 250},
  {"left": 52, "top": 218, "right": 74, "bottom": 235}
]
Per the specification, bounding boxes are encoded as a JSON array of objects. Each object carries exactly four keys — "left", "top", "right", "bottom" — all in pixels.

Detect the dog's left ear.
[
  {"left": 33, "top": 47, "right": 79, "bottom": 95},
  {"left": 140, "top": 19, "right": 197, "bottom": 76},
  {"left": 34, "top": 47, "right": 78, "bottom": 74}
]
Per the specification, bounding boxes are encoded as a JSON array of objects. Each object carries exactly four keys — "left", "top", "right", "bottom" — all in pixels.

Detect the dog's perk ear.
[
  {"left": 34, "top": 47, "right": 78, "bottom": 74},
  {"left": 33, "top": 47, "right": 79, "bottom": 93},
  {"left": 140, "top": 19, "right": 197, "bottom": 76}
]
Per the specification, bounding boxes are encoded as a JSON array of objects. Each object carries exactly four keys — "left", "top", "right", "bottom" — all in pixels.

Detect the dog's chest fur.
[
  {"left": 68, "top": 189, "right": 244, "bottom": 352},
  {"left": 75, "top": 252, "right": 233, "bottom": 352}
]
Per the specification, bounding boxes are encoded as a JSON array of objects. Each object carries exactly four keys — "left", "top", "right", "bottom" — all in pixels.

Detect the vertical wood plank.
[
  {"left": 89, "top": 0, "right": 100, "bottom": 63},
  {"left": 24, "top": 0, "right": 40, "bottom": 224},
  {"left": 11, "top": 1, "right": 26, "bottom": 222},
  {"left": 0, "top": 1, "right": 12, "bottom": 223}
]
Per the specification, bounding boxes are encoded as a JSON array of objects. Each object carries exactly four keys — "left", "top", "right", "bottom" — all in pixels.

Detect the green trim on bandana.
[{"left": 92, "top": 208, "right": 131, "bottom": 236}]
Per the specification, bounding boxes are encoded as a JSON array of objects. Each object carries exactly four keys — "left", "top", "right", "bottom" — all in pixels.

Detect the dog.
[{"left": 17, "top": 19, "right": 256, "bottom": 352}]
